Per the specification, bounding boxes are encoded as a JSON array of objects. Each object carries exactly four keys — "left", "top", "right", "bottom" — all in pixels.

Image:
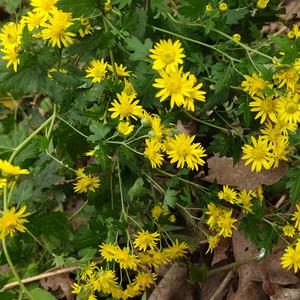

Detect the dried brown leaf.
[{"left": 204, "top": 155, "right": 288, "bottom": 190}]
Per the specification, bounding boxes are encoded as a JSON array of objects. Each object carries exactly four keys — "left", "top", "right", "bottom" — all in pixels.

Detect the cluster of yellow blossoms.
[
  {"left": 73, "top": 168, "right": 100, "bottom": 194},
  {"left": 281, "top": 204, "right": 300, "bottom": 273},
  {"left": 72, "top": 231, "right": 188, "bottom": 299},
  {"left": 0, "top": 0, "right": 100, "bottom": 72},
  {"left": 151, "top": 203, "right": 176, "bottom": 223},
  {"left": 205, "top": 185, "right": 264, "bottom": 253},
  {"left": 241, "top": 64, "right": 300, "bottom": 172},
  {"left": 0, "top": 160, "right": 30, "bottom": 239}
]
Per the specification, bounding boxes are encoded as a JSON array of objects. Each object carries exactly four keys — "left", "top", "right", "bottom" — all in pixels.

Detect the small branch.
[
  {"left": 2, "top": 266, "right": 79, "bottom": 291},
  {"left": 209, "top": 270, "right": 234, "bottom": 300}
]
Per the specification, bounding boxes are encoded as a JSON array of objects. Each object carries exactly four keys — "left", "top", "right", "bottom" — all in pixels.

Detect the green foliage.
[{"left": 286, "top": 168, "right": 300, "bottom": 204}]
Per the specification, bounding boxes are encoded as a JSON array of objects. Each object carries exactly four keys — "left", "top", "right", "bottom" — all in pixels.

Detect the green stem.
[
  {"left": 208, "top": 249, "right": 266, "bottom": 276},
  {"left": 9, "top": 116, "right": 53, "bottom": 164},
  {"left": 68, "top": 201, "right": 88, "bottom": 221},
  {"left": 26, "top": 229, "right": 55, "bottom": 257},
  {"left": 156, "top": 169, "right": 209, "bottom": 193},
  {"left": 116, "top": 156, "right": 127, "bottom": 222},
  {"left": 105, "top": 141, "right": 144, "bottom": 156},
  {"left": 57, "top": 115, "right": 89, "bottom": 139},
  {"left": 46, "top": 104, "right": 57, "bottom": 140},
  {"left": 150, "top": 25, "right": 241, "bottom": 63},
  {"left": 2, "top": 238, "right": 34, "bottom": 300}
]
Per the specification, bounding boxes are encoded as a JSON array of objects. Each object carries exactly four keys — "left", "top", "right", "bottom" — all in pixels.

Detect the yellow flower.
[
  {"left": 147, "top": 249, "right": 170, "bottom": 267},
  {"left": 0, "top": 206, "right": 29, "bottom": 238},
  {"left": 269, "top": 137, "right": 289, "bottom": 168},
  {"left": 169, "top": 214, "right": 176, "bottom": 223},
  {"left": 166, "top": 133, "right": 207, "bottom": 170},
  {"left": 71, "top": 283, "right": 82, "bottom": 295},
  {"left": 73, "top": 174, "right": 100, "bottom": 193},
  {"left": 242, "top": 136, "right": 273, "bottom": 172},
  {"left": 104, "top": 0, "right": 112, "bottom": 13},
  {"left": 0, "top": 178, "right": 7, "bottom": 188},
  {"left": 80, "top": 261, "right": 96, "bottom": 281},
  {"left": 260, "top": 122, "right": 285, "bottom": 144},
  {"left": 206, "top": 235, "right": 220, "bottom": 254},
  {"left": 108, "top": 63, "right": 131, "bottom": 77},
  {"left": 218, "top": 2, "right": 228, "bottom": 12},
  {"left": 205, "top": 4, "right": 213, "bottom": 12},
  {"left": 124, "top": 283, "right": 142, "bottom": 298},
  {"left": 0, "top": 22, "right": 23, "bottom": 47},
  {"left": 99, "top": 243, "right": 119, "bottom": 262},
  {"left": 41, "top": 9, "right": 76, "bottom": 48},
  {"left": 288, "top": 25, "right": 300, "bottom": 39},
  {"left": 85, "top": 149, "right": 96, "bottom": 157},
  {"left": 0, "top": 160, "right": 30, "bottom": 176},
  {"left": 92, "top": 269, "right": 117, "bottom": 293},
  {"left": 291, "top": 204, "right": 300, "bottom": 231},
  {"left": 133, "top": 272, "right": 157, "bottom": 289},
  {"left": 205, "top": 203, "right": 223, "bottom": 230},
  {"left": 163, "top": 239, "right": 188, "bottom": 260},
  {"left": 182, "top": 74, "right": 206, "bottom": 112},
  {"left": 232, "top": 33, "right": 241, "bottom": 42},
  {"left": 256, "top": 185, "right": 264, "bottom": 204},
  {"left": 22, "top": 11, "right": 47, "bottom": 31},
  {"left": 114, "top": 247, "right": 139, "bottom": 270},
  {"left": 153, "top": 66, "right": 192, "bottom": 109},
  {"left": 123, "top": 79, "right": 137, "bottom": 98},
  {"left": 237, "top": 190, "right": 254, "bottom": 213},
  {"left": 144, "top": 138, "right": 164, "bottom": 168},
  {"left": 149, "top": 39, "right": 185, "bottom": 73},
  {"left": 133, "top": 230, "right": 160, "bottom": 251},
  {"left": 149, "top": 115, "right": 164, "bottom": 140},
  {"left": 117, "top": 121, "right": 134, "bottom": 135},
  {"left": 273, "top": 68, "right": 299, "bottom": 92},
  {"left": 249, "top": 94, "right": 278, "bottom": 124},
  {"left": 109, "top": 92, "right": 143, "bottom": 120},
  {"left": 217, "top": 210, "right": 237, "bottom": 238},
  {"left": 276, "top": 94, "right": 300, "bottom": 124},
  {"left": 256, "top": 0, "right": 269, "bottom": 9},
  {"left": 85, "top": 59, "right": 108, "bottom": 83},
  {"left": 30, "top": 0, "right": 57, "bottom": 15},
  {"left": 218, "top": 185, "right": 237, "bottom": 204},
  {"left": 241, "top": 73, "right": 270, "bottom": 97},
  {"left": 283, "top": 225, "right": 295, "bottom": 238},
  {"left": 47, "top": 67, "right": 66, "bottom": 78},
  {"left": 1, "top": 46, "right": 20, "bottom": 72},
  {"left": 281, "top": 242, "right": 300, "bottom": 273},
  {"left": 151, "top": 203, "right": 168, "bottom": 221},
  {"left": 78, "top": 18, "right": 94, "bottom": 38}
]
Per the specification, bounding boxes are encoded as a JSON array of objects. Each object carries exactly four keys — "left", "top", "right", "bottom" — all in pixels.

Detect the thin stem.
[
  {"left": 9, "top": 116, "right": 53, "bottom": 164},
  {"left": 105, "top": 141, "right": 144, "bottom": 156},
  {"left": 46, "top": 103, "right": 57, "bottom": 140},
  {"left": 57, "top": 115, "right": 89, "bottom": 139},
  {"left": 2, "top": 238, "right": 34, "bottom": 300},
  {"left": 46, "top": 149, "right": 76, "bottom": 173},
  {"left": 117, "top": 156, "right": 127, "bottom": 222},
  {"left": 68, "top": 201, "right": 89, "bottom": 221},
  {"left": 26, "top": 229, "right": 55, "bottom": 257}
]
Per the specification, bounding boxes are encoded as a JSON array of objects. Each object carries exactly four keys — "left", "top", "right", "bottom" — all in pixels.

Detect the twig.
[
  {"left": 275, "top": 194, "right": 287, "bottom": 209},
  {"left": 209, "top": 270, "right": 234, "bottom": 300},
  {"left": 2, "top": 266, "right": 79, "bottom": 291}
]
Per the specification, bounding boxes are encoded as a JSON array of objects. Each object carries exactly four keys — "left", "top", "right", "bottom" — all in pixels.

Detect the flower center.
[
  {"left": 252, "top": 146, "right": 266, "bottom": 160},
  {"left": 286, "top": 102, "right": 298, "bottom": 114},
  {"left": 162, "top": 51, "right": 174, "bottom": 64}
]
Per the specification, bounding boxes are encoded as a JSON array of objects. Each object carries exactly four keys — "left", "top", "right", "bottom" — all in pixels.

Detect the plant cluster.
[{"left": 0, "top": 0, "right": 299, "bottom": 299}]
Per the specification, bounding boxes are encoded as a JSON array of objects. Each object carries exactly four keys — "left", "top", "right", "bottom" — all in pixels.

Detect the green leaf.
[
  {"left": 151, "top": 0, "right": 172, "bottom": 14},
  {"left": 128, "top": 177, "right": 147, "bottom": 201},
  {"left": 164, "top": 189, "right": 178, "bottom": 208},
  {"left": 88, "top": 121, "right": 111, "bottom": 141},
  {"left": 58, "top": 0, "right": 98, "bottom": 17},
  {"left": 113, "top": 0, "right": 132, "bottom": 9},
  {"left": 225, "top": 8, "right": 248, "bottom": 25},
  {"left": 211, "top": 62, "right": 234, "bottom": 93},
  {"left": 124, "top": 37, "right": 152, "bottom": 61},
  {"left": 30, "top": 288, "right": 57, "bottom": 300},
  {"left": 286, "top": 167, "right": 300, "bottom": 204}
]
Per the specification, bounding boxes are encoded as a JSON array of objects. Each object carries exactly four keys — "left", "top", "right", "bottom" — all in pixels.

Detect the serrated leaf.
[
  {"left": 113, "top": 0, "right": 132, "bottom": 9},
  {"left": 128, "top": 177, "right": 147, "bottom": 201},
  {"left": 164, "top": 189, "right": 178, "bottom": 208},
  {"left": 88, "top": 121, "right": 110, "bottom": 141},
  {"left": 226, "top": 8, "right": 248, "bottom": 25},
  {"left": 211, "top": 62, "right": 234, "bottom": 93},
  {"left": 58, "top": 0, "right": 98, "bottom": 17},
  {"left": 124, "top": 37, "right": 152, "bottom": 61},
  {"left": 286, "top": 167, "right": 300, "bottom": 204}
]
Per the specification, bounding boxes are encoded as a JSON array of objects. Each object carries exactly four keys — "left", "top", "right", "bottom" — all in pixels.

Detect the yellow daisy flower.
[
  {"left": 99, "top": 243, "right": 119, "bottom": 262},
  {"left": 273, "top": 68, "right": 299, "bottom": 92},
  {"left": 133, "top": 272, "right": 157, "bottom": 289},
  {"left": 108, "top": 63, "right": 131, "bottom": 77},
  {"left": 217, "top": 210, "right": 237, "bottom": 238},
  {"left": 269, "top": 137, "right": 289, "bottom": 168},
  {"left": 0, "top": 160, "right": 30, "bottom": 176},
  {"left": 144, "top": 138, "right": 164, "bottom": 168},
  {"left": 163, "top": 239, "right": 188, "bottom": 260},
  {"left": 1, "top": 46, "right": 20, "bottom": 72},
  {"left": 291, "top": 204, "right": 300, "bottom": 231},
  {"left": 281, "top": 242, "right": 300, "bottom": 273},
  {"left": 85, "top": 59, "right": 108, "bottom": 83},
  {"left": 117, "top": 121, "right": 134, "bottom": 135},
  {"left": 0, "top": 22, "right": 23, "bottom": 47},
  {"left": 147, "top": 248, "right": 170, "bottom": 267},
  {"left": 22, "top": 11, "right": 48, "bottom": 31},
  {"left": 108, "top": 92, "right": 143, "bottom": 120},
  {"left": 166, "top": 133, "right": 207, "bottom": 170},
  {"left": 242, "top": 135, "right": 273, "bottom": 172},
  {"left": 73, "top": 174, "right": 100, "bottom": 193},
  {"left": 153, "top": 66, "right": 192, "bottom": 109},
  {"left": 114, "top": 247, "right": 139, "bottom": 270},
  {"left": 218, "top": 185, "right": 238, "bottom": 204},
  {"left": 205, "top": 203, "right": 223, "bottom": 230},
  {"left": 41, "top": 9, "right": 76, "bottom": 48},
  {"left": 0, "top": 206, "right": 29, "bottom": 238},
  {"left": 241, "top": 73, "right": 270, "bottom": 97},
  {"left": 206, "top": 235, "right": 220, "bottom": 254},
  {"left": 151, "top": 203, "right": 168, "bottom": 221},
  {"left": 30, "top": 0, "right": 57, "bottom": 15},
  {"left": 256, "top": 0, "right": 269, "bottom": 9},
  {"left": 133, "top": 230, "right": 160, "bottom": 251},
  {"left": 91, "top": 269, "right": 118, "bottom": 293},
  {"left": 149, "top": 39, "right": 185, "bottom": 73},
  {"left": 283, "top": 225, "right": 295, "bottom": 238},
  {"left": 276, "top": 94, "right": 300, "bottom": 124}
]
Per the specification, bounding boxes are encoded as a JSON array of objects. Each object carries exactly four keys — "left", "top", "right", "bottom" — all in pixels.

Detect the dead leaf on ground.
[
  {"left": 270, "top": 288, "right": 300, "bottom": 300},
  {"left": 149, "top": 264, "right": 194, "bottom": 300},
  {"left": 40, "top": 273, "right": 74, "bottom": 300},
  {"left": 204, "top": 155, "right": 288, "bottom": 190},
  {"left": 212, "top": 238, "right": 231, "bottom": 266}
]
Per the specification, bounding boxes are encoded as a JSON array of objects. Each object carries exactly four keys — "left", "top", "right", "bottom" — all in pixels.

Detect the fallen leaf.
[
  {"left": 270, "top": 288, "right": 300, "bottom": 300},
  {"left": 212, "top": 238, "right": 231, "bottom": 266},
  {"left": 149, "top": 264, "right": 194, "bottom": 300},
  {"left": 204, "top": 155, "right": 288, "bottom": 190}
]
